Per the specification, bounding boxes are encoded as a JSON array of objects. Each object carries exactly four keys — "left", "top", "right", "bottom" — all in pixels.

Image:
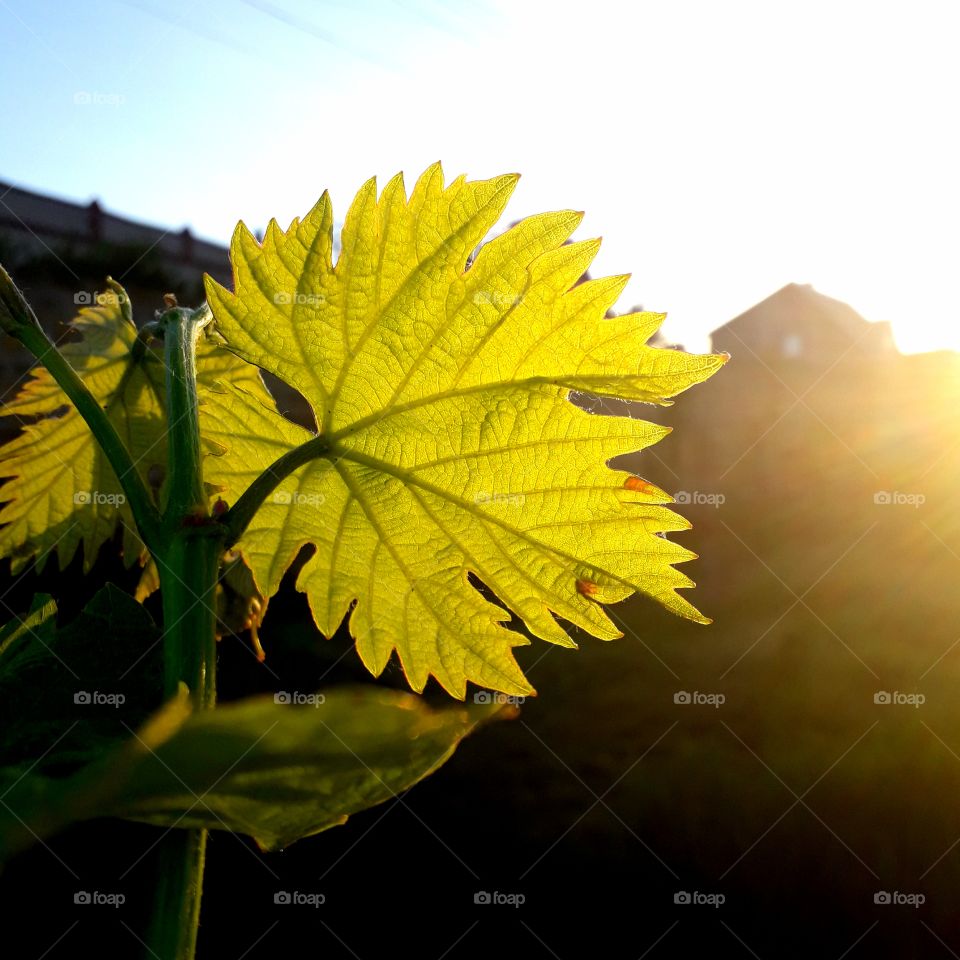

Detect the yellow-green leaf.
[
  {"left": 0, "top": 284, "right": 270, "bottom": 572},
  {"left": 203, "top": 164, "right": 726, "bottom": 698}
]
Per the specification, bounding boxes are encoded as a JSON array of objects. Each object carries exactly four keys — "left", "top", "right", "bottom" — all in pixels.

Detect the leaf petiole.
[{"left": 219, "top": 434, "right": 330, "bottom": 548}]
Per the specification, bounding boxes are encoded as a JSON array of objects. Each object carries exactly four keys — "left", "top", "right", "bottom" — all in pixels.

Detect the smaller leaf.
[
  {"left": 0, "top": 686, "right": 510, "bottom": 860},
  {"left": 0, "top": 282, "right": 273, "bottom": 572},
  {"left": 114, "top": 688, "right": 511, "bottom": 850}
]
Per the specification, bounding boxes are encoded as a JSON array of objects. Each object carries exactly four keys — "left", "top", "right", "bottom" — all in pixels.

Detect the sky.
[{"left": 0, "top": 0, "right": 958, "bottom": 354}]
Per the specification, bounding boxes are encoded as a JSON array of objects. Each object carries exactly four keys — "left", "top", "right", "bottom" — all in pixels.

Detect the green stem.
[
  {"left": 156, "top": 530, "right": 222, "bottom": 703},
  {"left": 146, "top": 830, "right": 208, "bottom": 960},
  {"left": 162, "top": 305, "right": 211, "bottom": 524},
  {"left": 146, "top": 303, "right": 224, "bottom": 960}
]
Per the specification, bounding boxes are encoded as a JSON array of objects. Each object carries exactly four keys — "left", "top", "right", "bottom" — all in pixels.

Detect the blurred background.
[{"left": 2, "top": 1, "right": 960, "bottom": 957}]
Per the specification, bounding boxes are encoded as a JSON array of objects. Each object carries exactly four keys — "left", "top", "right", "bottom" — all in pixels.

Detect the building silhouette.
[{"left": 712, "top": 282, "right": 896, "bottom": 361}]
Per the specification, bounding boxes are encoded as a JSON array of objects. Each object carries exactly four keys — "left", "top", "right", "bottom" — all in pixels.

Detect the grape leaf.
[
  {"left": 203, "top": 164, "right": 726, "bottom": 698},
  {"left": 0, "top": 686, "right": 511, "bottom": 859},
  {"left": 0, "top": 283, "right": 270, "bottom": 572},
  {"left": 112, "top": 688, "right": 510, "bottom": 850}
]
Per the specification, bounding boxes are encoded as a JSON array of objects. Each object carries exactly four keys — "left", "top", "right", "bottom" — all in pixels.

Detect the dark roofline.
[{"left": 0, "top": 178, "right": 228, "bottom": 267}]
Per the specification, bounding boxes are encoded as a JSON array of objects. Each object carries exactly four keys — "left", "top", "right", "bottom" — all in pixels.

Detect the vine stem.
[
  {"left": 146, "top": 830, "right": 208, "bottom": 960},
  {"left": 145, "top": 303, "right": 226, "bottom": 960}
]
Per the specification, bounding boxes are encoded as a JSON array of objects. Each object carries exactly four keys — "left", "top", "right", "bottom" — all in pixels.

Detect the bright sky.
[{"left": 1, "top": 0, "right": 957, "bottom": 354}]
